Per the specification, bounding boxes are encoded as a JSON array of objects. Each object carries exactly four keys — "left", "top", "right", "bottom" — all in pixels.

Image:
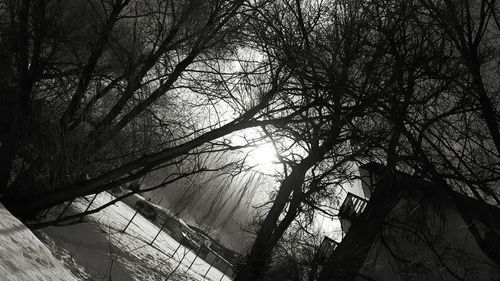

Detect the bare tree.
[
  {"left": 0, "top": 0, "right": 297, "bottom": 217},
  {"left": 234, "top": 0, "right": 388, "bottom": 279},
  {"left": 316, "top": 0, "right": 500, "bottom": 280}
]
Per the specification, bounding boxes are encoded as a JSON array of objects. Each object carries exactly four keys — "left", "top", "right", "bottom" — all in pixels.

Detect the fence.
[{"left": 44, "top": 192, "right": 234, "bottom": 280}]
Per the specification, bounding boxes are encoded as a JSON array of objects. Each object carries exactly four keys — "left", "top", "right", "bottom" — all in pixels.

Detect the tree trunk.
[
  {"left": 468, "top": 57, "right": 500, "bottom": 157},
  {"left": 235, "top": 135, "right": 336, "bottom": 281},
  {"left": 234, "top": 167, "right": 308, "bottom": 281}
]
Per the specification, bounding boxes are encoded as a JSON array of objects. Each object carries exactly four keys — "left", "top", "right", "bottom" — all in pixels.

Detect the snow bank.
[
  {"left": 0, "top": 203, "right": 79, "bottom": 281},
  {"left": 36, "top": 192, "right": 233, "bottom": 281}
]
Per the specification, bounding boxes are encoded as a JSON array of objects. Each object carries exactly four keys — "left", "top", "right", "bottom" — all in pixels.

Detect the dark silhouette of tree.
[
  {"left": 0, "top": 0, "right": 295, "bottom": 216},
  {"left": 318, "top": 0, "right": 500, "bottom": 280},
  {"left": 234, "top": 0, "right": 388, "bottom": 279},
  {"left": 1, "top": 0, "right": 499, "bottom": 280},
  {"left": 422, "top": 0, "right": 500, "bottom": 156},
  {"left": 234, "top": 0, "right": 500, "bottom": 280}
]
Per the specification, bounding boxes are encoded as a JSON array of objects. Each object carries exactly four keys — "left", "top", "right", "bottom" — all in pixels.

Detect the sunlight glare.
[{"left": 247, "top": 143, "right": 278, "bottom": 167}]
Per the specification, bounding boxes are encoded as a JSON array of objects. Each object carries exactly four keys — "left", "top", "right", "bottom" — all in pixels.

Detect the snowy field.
[
  {"left": 0, "top": 202, "right": 78, "bottom": 281},
  {"left": 8, "top": 192, "right": 232, "bottom": 281}
]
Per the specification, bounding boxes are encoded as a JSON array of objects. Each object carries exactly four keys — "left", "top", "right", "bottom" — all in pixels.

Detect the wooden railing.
[
  {"left": 317, "top": 236, "right": 338, "bottom": 262},
  {"left": 338, "top": 192, "right": 368, "bottom": 221}
]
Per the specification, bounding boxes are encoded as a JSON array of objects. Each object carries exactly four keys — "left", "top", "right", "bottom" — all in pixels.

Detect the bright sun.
[{"left": 247, "top": 143, "right": 278, "bottom": 167}]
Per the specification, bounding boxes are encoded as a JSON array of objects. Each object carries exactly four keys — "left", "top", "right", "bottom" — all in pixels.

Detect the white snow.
[
  {"left": 35, "top": 192, "right": 234, "bottom": 281},
  {"left": 0, "top": 202, "right": 79, "bottom": 281}
]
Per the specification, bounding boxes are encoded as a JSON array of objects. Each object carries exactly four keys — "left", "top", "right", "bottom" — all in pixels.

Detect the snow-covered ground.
[
  {"left": 32, "top": 192, "right": 233, "bottom": 281},
  {"left": 0, "top": 202, "right": 79, "bottom": 281}
]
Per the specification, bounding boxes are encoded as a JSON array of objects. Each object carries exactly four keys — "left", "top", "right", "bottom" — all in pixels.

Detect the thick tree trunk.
[
  {"left": 468, "top": 58, "right": 500, "bottom": 157},
  {"left": 439, "top": 1, "right": 500, "bottom": 157},
  {"left": 234, "top": 134, "right": 337, "bottom": 281},
  {"left": 234, "top": 166, "right": 309, "bottom": 281}
]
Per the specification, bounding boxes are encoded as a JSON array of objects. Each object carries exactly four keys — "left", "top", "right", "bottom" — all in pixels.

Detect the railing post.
[
  {"left": 79, "top": 193, "right": 99, "bottom": 222},
  {"left": 187, "top": 245, "right": 202, "bottom": 271},
  {"left": 122, "top": 208, "right": 139, "bottom": 233},
  {"left": 203, "top": 258, "right": 214, "bottom": 279},
  {"left": 219, "top": 266, "right": 226, "bottom": 281},
  {"left": 170, "top": 242, "right": 182, "bottom": 258},
  {"left": 150, "top": 217, "right": 169, "bottom": 245}
]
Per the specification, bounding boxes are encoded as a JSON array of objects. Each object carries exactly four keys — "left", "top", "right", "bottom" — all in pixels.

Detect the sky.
[{"left": 139, "top": 138, "right": 370, "bottom": 253}]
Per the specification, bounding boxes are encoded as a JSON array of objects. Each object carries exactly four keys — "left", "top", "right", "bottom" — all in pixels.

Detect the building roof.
[{"left": 359, "top": 162, "right": 500, "bottom": 229}]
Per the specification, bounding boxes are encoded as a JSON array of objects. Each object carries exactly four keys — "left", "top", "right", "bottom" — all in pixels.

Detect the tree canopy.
[{"left": 0, "top": 0, "right": 499, "bottom": 280}]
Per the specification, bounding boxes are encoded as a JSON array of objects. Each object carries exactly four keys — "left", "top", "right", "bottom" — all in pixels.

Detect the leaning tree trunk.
[
  {"left": 234, "top": 166, "right": 309, "bottom": 281},
  {"left": 234, "top": 135, "right": 335, "bottom": 281}
]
